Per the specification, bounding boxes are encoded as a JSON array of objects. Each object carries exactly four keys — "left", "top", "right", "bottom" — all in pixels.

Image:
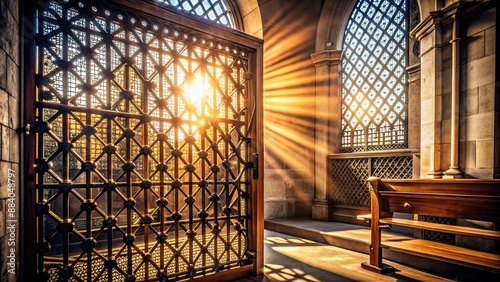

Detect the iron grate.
[
  {"left": 44, "top": 233, "right": 245, "bottom": 281},
  {"left": 372, "top": 156, "right": 413, "bottom": 179},
  {"left": 35, "top": 1, "right": 254, "bottom": 281},
  {"left": 331, "top": 159, "right": 370, "bottom": 207},
  {"left": 422, "top": 216, "right": 457, "bottom": 245},
  {"left": 331, "top": 155, "right": 413, "bottom": 208}
]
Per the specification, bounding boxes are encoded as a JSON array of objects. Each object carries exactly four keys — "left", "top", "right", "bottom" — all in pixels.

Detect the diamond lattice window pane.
[
  {"left": 157, "top": 0, "right": 235, "bottom": 28},
  {"left": 341, "top": 0, "right": 408, "bottom": 151}
]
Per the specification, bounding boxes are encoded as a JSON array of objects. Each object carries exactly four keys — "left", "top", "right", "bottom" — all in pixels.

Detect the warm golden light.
[
  {"left": 188, "top": 74, "right": 205, "bottom": 105},
  {"left": 183, "top": 74, "right": 206, "bottom": 142},
  {"left": 263, "top": 3, "right": 320, "bottom": 186}
]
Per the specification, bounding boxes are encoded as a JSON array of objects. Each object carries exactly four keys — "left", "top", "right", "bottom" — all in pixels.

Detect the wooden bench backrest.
[{"left": 368, "top": 177, "right": 500, "bottom": 222}]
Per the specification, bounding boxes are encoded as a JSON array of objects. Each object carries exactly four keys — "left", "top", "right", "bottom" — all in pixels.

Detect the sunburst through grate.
[{"left": 35, "top": 1, "right": 253, "bottom": 280}]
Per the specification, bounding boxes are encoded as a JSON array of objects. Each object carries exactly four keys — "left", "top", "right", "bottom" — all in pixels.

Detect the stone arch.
[
  {"left": 315, "top": 0, "right": 429, "bottom": 52},
  {"left": 234, "top": 0, "right": 263, "bottom": 38},
  {"left": 418, "top": 0, "right": 439, "bottom": 18},
  {"left": 314, "top": 0, "right": 357, "bottom": 52}
]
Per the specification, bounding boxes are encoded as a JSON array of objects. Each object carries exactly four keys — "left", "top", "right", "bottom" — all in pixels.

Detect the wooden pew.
[{"left": 360, "top": 177, "right": 500, "bottom": 274}]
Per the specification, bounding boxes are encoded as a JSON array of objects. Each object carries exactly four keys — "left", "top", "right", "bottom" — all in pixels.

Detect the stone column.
[
  {"left": 443, "top": 15, "right": 463, "bottom": 178},
  {"left": 412, "top": 8, "right": 444, "bottom": 178},
  {"left": 310, "top": 50, "right": 342, "bottom": 221},
  {"left": 411, "top": 3, "right": 458, "bottom": 178},
  {"left": 411, "top": 2, "right": 462, "bottom": 179},
  {"left": 407, "top": 63, "right": 421, "bottom": 178}
]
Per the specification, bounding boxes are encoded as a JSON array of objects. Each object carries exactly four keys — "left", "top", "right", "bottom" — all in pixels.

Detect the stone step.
[
  {"left": 264, "top": 218, "right": 373, "bottom": 254},
  {"left": 264, "top": 218, "right": 499, "bottom": 281}
]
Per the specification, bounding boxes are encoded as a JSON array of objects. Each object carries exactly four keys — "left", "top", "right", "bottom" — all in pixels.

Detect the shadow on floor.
[{"left": 236, "top": 229, "right": 453, "bottom": 282}]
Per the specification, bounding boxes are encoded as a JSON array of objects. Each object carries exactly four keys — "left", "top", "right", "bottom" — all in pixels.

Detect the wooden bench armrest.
[{"left": 357, "top": 214, "right": 372, "bottom": 222}]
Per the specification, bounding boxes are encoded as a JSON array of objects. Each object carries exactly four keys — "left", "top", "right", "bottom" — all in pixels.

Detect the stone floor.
[
  {"left": 261, "top": 218, "right": 500, "bottom": 281},
  {"left": 237, "top": 229, "right": 452, "bottom": 281}
]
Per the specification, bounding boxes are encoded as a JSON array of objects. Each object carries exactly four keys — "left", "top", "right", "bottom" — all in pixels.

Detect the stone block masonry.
[{"left": 0, "top": 0, "right": 20, "bottom": 281}]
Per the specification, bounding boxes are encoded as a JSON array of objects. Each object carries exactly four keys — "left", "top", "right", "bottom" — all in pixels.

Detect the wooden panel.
[
  {"left": 381, "top": 193, "right": 500, "bottom": 221},
  {"left": 380, "top": 218, "right": 500, "bottom": 240},
  {"left": 190, "top": 265, "right": 254, "bottom": 282},
  {"left": 329, "top": 148, "right": 419, "bottom": 159},
  {"left": 380, "top": 179, "right": 500, "bottom": 196},
  {"left": 363, "top": 177, "right": 500, "bottom": 274},
  {"left": 111, "top": 0, "right": 263, "bottom": 48},
  {"left": 383, "top": 238, "right": 500, "bottom": 272}
]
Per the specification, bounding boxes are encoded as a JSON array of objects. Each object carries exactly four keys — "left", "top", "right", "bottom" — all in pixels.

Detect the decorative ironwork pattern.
[
  {"left": 331, "top": 159, "right": 370, "bottom": 207},
  {"left": 35, "top": 1, "right": 253, "bottom": 281},
  {"left": 341, "top": 0, "right": 408, "bottom": 152},
  {"left": 422, "top": 216, "right": 456, "bottom": 245},
  {"left": 331, "top": 155, "right": 413, "bottom": 207},
  {"left": 157, "top": 0, "right": 235, "bottom": 28},
  {"left": 372, "top": 156, "right": 413, "bottom": 179}
]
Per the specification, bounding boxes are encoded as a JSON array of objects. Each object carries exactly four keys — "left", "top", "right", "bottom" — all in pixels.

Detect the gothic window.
[{"left": 341, "top": 0, "right": 408, "bottom": 152}]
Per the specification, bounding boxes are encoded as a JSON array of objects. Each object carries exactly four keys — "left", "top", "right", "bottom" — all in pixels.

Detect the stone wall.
[
  {"left": 416, "top": 2, "right": 497, "bottom": 179},
  {"left": 260, "top": 0, "right": 321, "bottom": 219},
  {"left": 459, "top": 6, "right": 498, "bottom": 178},
  {"left": 0, "top": 0, "right": 20, "bottom": 281}
]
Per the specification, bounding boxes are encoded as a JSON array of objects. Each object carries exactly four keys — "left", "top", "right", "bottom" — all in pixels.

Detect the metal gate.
[{"left": 30, "top": 0, "right": 262, "bottom": 280}]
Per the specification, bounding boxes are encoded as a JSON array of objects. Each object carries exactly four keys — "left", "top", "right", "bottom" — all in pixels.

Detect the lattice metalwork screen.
[
  {"left": 157, "top": 0, "right": 235, "bottom": 28},
  {"left": 35, "top": 1, "right": 254, "bottom": 280},
  {"left": 372, "top": 156, "right": 413, "bottom": 179},
  {"left": 341, "top": 0, "right": 408, "bottom": 152},
  {"left": 331, "top": 159, "right": 370, "bottom": 207},
  {"left": 331, "top": 155, "right": 413, "bottom": 207},
  {"left": 422, "top": 216, "right": 456, "bottom": 245}
]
